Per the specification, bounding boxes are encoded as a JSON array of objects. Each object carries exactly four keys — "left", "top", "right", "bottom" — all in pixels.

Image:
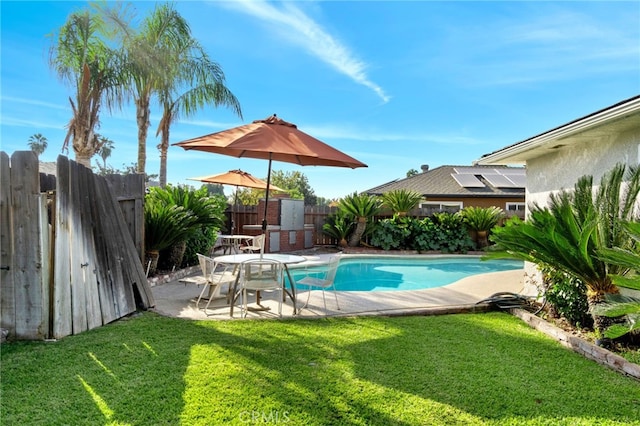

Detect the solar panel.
[
  {"left": 451, "top": 173, "right": 485, "bottom": 187},
  {"left": 505, "top": 174, "right": 526, "bottom": 187},
  {"left": 484, "top": 174, "right": 518, "bottom": 188},
  {"left": 453, "top": 167, "right": 498, "bottom": 175}
]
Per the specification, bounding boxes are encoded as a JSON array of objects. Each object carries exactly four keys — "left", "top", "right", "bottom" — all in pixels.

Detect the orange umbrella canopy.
[
  {"left": 173, "top": 114, "right": 367, "bottom": 169},
  {"left": 174, "top": 114, "right": 366, "bottom": 235},
  {"left": 189, "top": 169, "right": 286, "bottom": 192}
]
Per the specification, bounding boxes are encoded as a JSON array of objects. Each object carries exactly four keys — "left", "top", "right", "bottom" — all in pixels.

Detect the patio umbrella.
[
  {"left": 189, "top": 169, "right": 286, "bottom": 233},
  {"left": 173, "top": 114, "right": 367, "bottom": 253}
]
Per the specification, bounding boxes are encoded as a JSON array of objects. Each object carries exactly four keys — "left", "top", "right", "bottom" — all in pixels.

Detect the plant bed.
[{"left": 511, "top": 308, "right": 640, "bottom": 380}]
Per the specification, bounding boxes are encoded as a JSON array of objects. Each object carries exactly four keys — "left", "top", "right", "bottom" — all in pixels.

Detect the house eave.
[{"left": 475, "top": 95, "right": 640, "bottom": 165}]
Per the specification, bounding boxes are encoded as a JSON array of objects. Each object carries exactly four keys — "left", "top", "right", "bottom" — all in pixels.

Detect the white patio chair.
[
  {"left": 296, "top": 255, "right": 341, "bottom": 313},
  {"left": 238, "top": 258, "right": 284, "bottom": 318},
  {"left": 239, "top": 234, "right": 265, "bottom": 253},
  {"left": 195, "top": 254, "right": 236, "bottom": 310}
]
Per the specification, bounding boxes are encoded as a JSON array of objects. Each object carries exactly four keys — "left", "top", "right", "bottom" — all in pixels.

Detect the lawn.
[{"left": 2, "top": 311, "right": 639, "bottom": 425}]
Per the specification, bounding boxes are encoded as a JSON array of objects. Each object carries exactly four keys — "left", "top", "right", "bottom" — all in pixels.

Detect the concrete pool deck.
[{"left": 149, "top": 253, "right": 528, "bottom": 320}]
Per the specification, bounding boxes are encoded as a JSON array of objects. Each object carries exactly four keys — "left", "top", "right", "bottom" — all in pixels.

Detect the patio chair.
[
  {"left": 238, "top": 258, "right": 284, "bottom": 318},
  {"left": 239, "top": 234, "right": 265, "bottom": 253},
  {"left": 195, "top": 254, "right": 236, "bottom": 310},
  {"left": 296, "top": 255, "right": 341, "bottom": 313}
]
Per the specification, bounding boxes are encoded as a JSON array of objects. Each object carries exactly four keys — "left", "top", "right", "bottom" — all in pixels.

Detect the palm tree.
[
  {"left": 155, "top": 36, "right": 241, "bottom": 187},
  {"left": 381, "top": 189, "right": 422, "bottom": 216},
  {"left": 460, "top": 206, "right": 504, "bottom": 248},
  {"left": 27, "top": 134, "right": 48, "bottom": 157},
  {"left": 111, "top": 3, "right": 194, "bottom": 176},
  {"left": 96, "top": 134, "right": 115, "bottom": 168},
  {"left": 339, "top": 192, "right": 382, "bottom": 247},
  {"left": 488, "top": 163, "right": 640, "bottom": 335},
  {"left": 49, "top": 7, "right": 127, "bottom": 167}
]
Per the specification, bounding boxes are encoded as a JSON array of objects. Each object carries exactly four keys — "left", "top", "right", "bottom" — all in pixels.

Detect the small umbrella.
[
  {"left": 174, "top": 114, "right": 367, "bottom": 253},
  {"left": 189, "top": 169, "right": 286, "bottom": 233}
]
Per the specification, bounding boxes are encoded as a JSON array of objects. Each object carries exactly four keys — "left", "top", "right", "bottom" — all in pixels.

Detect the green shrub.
[
  {"left": 369, "top": 213, "right": 473, "bottom": 253},
  {"left": 432, "top": 212, "right": 475, "bottom": 253},
  {"left": 370, "top": 216, "right": 411, "bottom": 250},
  {"left": 541, "top": 266, "right": 592, "bottom": 328}
]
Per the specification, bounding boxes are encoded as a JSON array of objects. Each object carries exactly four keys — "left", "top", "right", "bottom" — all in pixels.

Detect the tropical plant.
[
  {"left": 49, "top": 6, "right": 127, "bottom": 167},
  {"left": 488, "top": 163, "right": 640, "bottom": 336},
  {"left": 338, "top": 192, "right": 382, "bottom": 247},
  {"left": 370, "top": 216, "right": 412, "bottom": 250},
  {"left": 322, "top": 210, "right": 354, "bottom": 247},
  {"left": 539, "top": 265, "right": 591, "bottom": 328},
  {"left": 27, "top": 133, "right": 48, "bottom": 156},
  {"left": 460, "top": 206, "right": 505, "bottom": 248},
  {"left": 381, "top": 189, "right": 422, "bottom": 216},
  {"left": 431, "top": 212, "right": 475, "bottom": 253},
  {"left": 145, "top": 185, "right": 226, "bottom": 273},
  {"left": 593, "top": 221, "right": 640, "bottom": 339},
  {"left": 155, "top": 34, "right": 241, "bottom": 187}
]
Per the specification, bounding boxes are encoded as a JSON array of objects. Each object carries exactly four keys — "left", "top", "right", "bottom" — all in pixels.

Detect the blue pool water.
[{"left": 289, "top": 256, "right": 523, "bottom": 292}]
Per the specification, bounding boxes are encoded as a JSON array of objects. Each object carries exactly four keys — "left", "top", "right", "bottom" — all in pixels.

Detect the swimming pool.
[{"left": 289, "top": 256, "right": 523, "bottom": 292}]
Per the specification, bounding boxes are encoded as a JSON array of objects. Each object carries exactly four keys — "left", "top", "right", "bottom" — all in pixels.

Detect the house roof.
[
  {"left": 364, "top": 165, "right": 525, "bottom": 198},
  {"left": 476, "top": 94, "right": 640, "bottom": 165}
]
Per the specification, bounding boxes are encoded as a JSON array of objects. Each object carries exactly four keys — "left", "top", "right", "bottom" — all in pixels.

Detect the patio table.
[{"left": 215, "top": 253, "right": 306, "bottom": 316}]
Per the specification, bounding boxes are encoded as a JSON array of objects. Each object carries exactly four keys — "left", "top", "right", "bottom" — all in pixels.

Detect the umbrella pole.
[{"left": 260, "top": 154, "right": 273, "bottom": 257}]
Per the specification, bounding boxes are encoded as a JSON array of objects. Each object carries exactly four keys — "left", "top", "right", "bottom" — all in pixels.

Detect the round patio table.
[{"left": 215, "top": 253, "right": 306, "bottom": 316}]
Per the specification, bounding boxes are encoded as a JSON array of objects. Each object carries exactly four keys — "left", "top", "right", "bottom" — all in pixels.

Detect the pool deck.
[{"left": 149, "top": 252, "right": 528, "bottom": 320}]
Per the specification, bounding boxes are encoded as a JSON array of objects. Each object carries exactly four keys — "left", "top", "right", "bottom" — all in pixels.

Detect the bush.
[
  {"left": 541, "top": 266, "right": 592, "bottom": 328},
  {"left": 369, "top": 213, "right": 474, "bottom": 253}
]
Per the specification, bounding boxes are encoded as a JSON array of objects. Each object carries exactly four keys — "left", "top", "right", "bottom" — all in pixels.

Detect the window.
[
  {"left": 506, "top": 202, "right": 525, "bottom": 212},
  {"left": 420, "top": 201, "right": 463, "bottom": 213}
]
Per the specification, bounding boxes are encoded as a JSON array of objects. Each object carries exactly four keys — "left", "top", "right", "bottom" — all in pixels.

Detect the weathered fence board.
[
  {"left": 10, "top": 151, "right": 46, "bottom": 339},
  {"left": 53, "top": 156, "right": 73, "bottom": 338},
  {"left": 0, "top": 152, "right": 14, "bottom": 334},
  {"left": 1, "top": 152, "right": 152, "bottom": 340},
  {"left": 106, "top": 174, "right": 145, "bottom": 262}
]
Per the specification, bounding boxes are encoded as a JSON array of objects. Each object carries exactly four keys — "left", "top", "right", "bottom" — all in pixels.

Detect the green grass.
[{"left": 2, "top": 312, "right": 639, "bottom": 425}]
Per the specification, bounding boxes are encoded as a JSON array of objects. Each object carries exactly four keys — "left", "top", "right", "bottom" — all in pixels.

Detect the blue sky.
[{"left": 1, "top": 1, "right": 639, "bottom": 200}]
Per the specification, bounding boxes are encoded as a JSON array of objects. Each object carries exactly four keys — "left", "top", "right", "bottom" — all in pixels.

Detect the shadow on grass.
[{"left": 2, "top": 311, "right": 639, "bottom": 425}]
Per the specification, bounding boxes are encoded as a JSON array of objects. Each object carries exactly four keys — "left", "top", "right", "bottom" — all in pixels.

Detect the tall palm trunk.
[
  {"left": 136, "top": 96, "right": 151, "bottom": 174},
  {"left": 348, "top": 217, "right": 367, "bottom": 247}
]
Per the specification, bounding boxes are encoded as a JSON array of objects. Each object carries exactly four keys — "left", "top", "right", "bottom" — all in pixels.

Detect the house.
[
  {"left": 364, "top": 164, "right": 526, "bottom": 217},
  {"left": 475, "top": 94, "right": 640, "bottom": 294},
  {"left": 476, "top": 95, "right": 640, "bottom": 209}
]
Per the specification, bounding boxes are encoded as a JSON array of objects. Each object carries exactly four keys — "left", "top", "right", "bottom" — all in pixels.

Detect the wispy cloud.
[{"left": 218, "top": 0, "right": 390, "bottom": 103}]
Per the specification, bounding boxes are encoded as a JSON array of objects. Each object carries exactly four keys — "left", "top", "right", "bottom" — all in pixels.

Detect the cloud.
[{"left": 218, "top": 0, "right": 390, "bottom": 103}]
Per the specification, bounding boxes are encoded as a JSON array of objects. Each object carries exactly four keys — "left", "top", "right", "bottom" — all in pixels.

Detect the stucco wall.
[
  {"left": 526, "top": 126, "right": 640, "bottom": 208},
  {"left": 521, "top": 126, "right": 639, "bottom": 295}
]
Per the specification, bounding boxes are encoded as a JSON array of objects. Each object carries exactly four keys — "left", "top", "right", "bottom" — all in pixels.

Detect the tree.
[
  {"left": 381, "top": 189, "right": 422, "bottom": 216},
  {"left": 49, "top": 6, "right": 128, "bottom": 167},
  {"left": 488, "top": 164, "right": 640, "bottom": 336},
  {"left": 27, "top": 133, "right": 48, "bottom": 157},
  {"left": 338, "top": 192, "right": 382, "bottom": 247},
  {"left": 155, "top": 35, "right": 241, "bottom": 187},
  {"left": 112, "top": 3, "right": 194, "bottom": 176},
  {"left": 96, "top": 134, "right": 115, "bottom": 168},
  {"left": 460, "top": 206, "right": 505, "bottom": 248},
  {"left": 271, "top": 170, "right": 317, "bottom": 205}
]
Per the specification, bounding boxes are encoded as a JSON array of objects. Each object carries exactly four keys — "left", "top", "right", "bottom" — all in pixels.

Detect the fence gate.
[{"left": 0, "top": 152, "right": 153, "bottom": 340}]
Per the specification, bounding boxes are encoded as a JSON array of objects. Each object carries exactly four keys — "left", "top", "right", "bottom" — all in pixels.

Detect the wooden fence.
[{"left": 0, "top": 152, "right": 153, "bottom": 341}]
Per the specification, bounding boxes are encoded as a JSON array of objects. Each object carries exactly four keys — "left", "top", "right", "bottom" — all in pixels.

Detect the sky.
[{"left": 1, "top": 1, "right": 639, "bottom": 200}]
